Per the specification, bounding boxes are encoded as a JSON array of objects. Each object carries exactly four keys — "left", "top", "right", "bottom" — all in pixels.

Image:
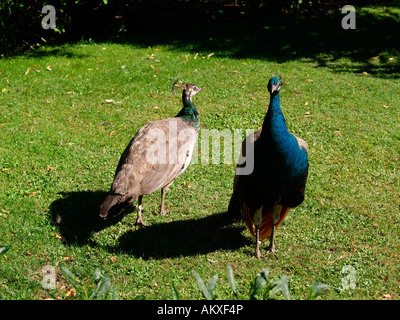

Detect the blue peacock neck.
[
  {"left": 260, "top": 91, "right": 309, "bottom": 180},
  {"left": 176, "top": 95, "right": 200, "bottom": 130},
  {"left": 261, "top": 93, "right": 289, "bottom": 143}
]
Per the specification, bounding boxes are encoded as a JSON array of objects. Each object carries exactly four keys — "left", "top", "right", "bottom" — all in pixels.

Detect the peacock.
[
  {"left": 99, "top": 83, "right": 202, "bottom": 225},
  {"left": 228, "top": 77, "right": 309, "bottom": 259}
]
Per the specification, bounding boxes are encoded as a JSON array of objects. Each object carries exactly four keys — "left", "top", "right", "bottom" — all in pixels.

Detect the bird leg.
[
  {"left": 135, "top": 195, "right": 146, "bottom": 226},
  {"left": 255, "top": 224, "right": 262, "bottom": 259},
  {"left": 264, "top": 223, "right": 278, "bottom": 259},
  {"left": 158, "top": 185, "right": 170, "bottom": 216},
  {"left": 263, "top": 204, "right": 282, "bottom": 259},
  {"left": 253, "top": 208, "right": 263, "bottom": 259}
]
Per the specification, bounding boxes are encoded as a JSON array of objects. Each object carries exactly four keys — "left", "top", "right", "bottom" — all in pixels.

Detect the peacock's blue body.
[{"left": 228, "top": 77, "right": 309, "bottom": 258}]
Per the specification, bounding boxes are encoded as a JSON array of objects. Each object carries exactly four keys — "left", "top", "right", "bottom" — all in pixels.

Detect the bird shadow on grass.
[
  {"left": 48, "top": 191, "right": 250, "bottom": 258},
  {"left": 48, "top": 190, "right": 132, "bottom": 246},
  {"left": 107, "top": 211, "right": 251, "bottom": 260}
]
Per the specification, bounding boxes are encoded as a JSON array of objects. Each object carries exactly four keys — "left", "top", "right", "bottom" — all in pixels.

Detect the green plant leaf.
[
  {"left": 111, "top": 286, "right": 120, "bottom": 300},
  {"left": 93, "top": 268, "right": 102, "bottom": 282},
  {"left": 207, "top": 274, "right": 218, "bottom": 299},
  {"left": 60, "top": 265, "right": 79, "bottom": 289},
  {"left": 193, "top": 270, "right": 213, "bottom": 300},
  {"left": 227, "top": 263, "right": 238, "bottom": 297},
  {"left": 249, "top": 268, "right": 269, "bottom": 300},
  {"left": 170, "top": 281, "right": 180, "bottom": 300},
  {"left": 270, "top": 275, "right": 291, "bottom": 300},
  {"left": 308, "top": 282, "right": 330, "bottom": 300},
  {"left": 90, "top": 274, "right": 112, "bottom": 299},
  {"left": 0, "top": 246, "right": 11, "bottom": 257}
]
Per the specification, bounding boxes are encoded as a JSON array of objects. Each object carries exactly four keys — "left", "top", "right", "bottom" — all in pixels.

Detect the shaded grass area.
[
  {"left": 113, "top": 1, "right": 400, "bottom": 78},
  {"left": 0, "top": 2, "right": 399, "bottom": 300}
]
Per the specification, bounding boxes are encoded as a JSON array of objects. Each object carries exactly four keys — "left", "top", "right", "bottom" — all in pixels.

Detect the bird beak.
[{"left": 271, "top": 84, "right": 278, "bottom": 93}]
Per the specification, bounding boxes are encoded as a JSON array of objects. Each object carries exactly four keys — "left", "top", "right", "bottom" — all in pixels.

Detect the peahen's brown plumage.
[{"left": 99, "top": 83, "right": 202, "bottom": 225}]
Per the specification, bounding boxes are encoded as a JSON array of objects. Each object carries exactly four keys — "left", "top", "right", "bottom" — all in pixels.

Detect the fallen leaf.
[
  {"left": 63, "top": 256, "right": 73, "bottom": 261},
  {"left": 46, "top": 65, "right": 54, "bottom": 71},
  {"left": 207, "top": 53, "right": 214, "bottom": 59},
  {"left": 184, "top": 181, "right": 191, "bottom": 189},
  {"left": 304, "top": 102, "right": 309, "bottom": 106},
  {"left": 110, "top": 256, "right": 118, "bottom": 262},
  {"left": 109, "top": 130, "right": 116, "bottom": 136},
  {"left": 25, "top": 191, "right": 40, "bottom": 196},
  {"left": 105, "top": 99, "right": 115, "bottom": 103},
  {"left": 334, "top": 130, "right": 342, "bottom": 136},
  {"left": 154, "top": 106, "right": 159, "bottom": 109},
  {"left": 48, "top": 166, "right": 56, "bottom": 172},
  {"left": 383, "top": 105, "right": 389, "bottom": 108},
  {"left": 24, "top": 68, "right": 30, "bottom": 75},
  {"left": 65, "top": 288, "right": 76, "bottom": 298},
  {"left": 1, "top": 88, "right": 6, "bottom": 93},
  {"left": 363, "top": 71, "right": 369, "bottom": 75}
]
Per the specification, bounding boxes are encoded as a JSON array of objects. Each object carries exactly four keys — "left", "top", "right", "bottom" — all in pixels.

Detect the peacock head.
[{"left": 267, "top": 77, "right": 282, "bottom": 95}]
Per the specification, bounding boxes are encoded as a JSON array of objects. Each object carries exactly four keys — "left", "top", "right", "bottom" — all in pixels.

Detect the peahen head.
[
  {"left": 267, "top": 77, "right": 282, "bottom": 96},
  {"left": 183, "top": 83, "right": 202, "bottom": 101}
]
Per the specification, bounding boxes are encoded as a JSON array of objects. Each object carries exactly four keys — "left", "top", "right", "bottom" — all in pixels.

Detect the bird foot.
[
  {"left": 263, "top": 245, "right": 279, "bottom": 259},
  {"left": 135, "top": 217, "right": 147, "bottom": 227},
  {"left": 254, "top": 249, "right": 262, "bottom": 260},
  {"left": 158, "top": 210, "right": 167, "bottom": 216}
]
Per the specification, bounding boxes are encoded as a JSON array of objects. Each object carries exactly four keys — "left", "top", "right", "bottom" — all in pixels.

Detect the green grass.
[{"left": 0, "top": 4, "right": 399, "bottom": 300}]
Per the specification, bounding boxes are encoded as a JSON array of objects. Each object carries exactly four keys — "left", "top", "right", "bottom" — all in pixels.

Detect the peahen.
[
  {"left": 99, "top": 83, "right": 202, "bottom": 225},
  {"left": 228, "top": 77, "right": 309, "bottom": 259}
]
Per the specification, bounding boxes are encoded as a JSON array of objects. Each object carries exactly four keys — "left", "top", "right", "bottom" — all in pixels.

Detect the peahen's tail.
[
  {"left": 243, "top": 205, "right": 290, "bottom": 240},
  {"left": 99, "top": 193, "right": 134, "bottom": 220}
]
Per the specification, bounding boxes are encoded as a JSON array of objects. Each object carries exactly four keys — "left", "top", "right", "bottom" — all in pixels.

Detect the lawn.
[{"left": 0, "top": 3, "right": 399, "bottom": 300}]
